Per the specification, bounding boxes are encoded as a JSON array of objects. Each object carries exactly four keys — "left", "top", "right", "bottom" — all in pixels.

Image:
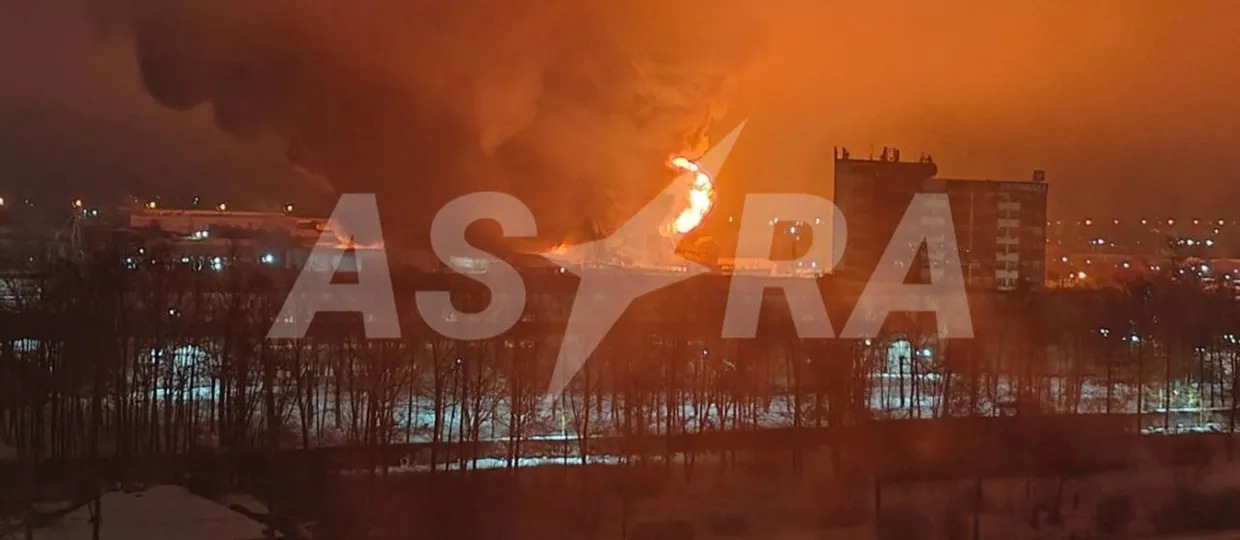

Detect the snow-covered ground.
[{"left": 30, "top": 485, "right": 273, "bottom": 540}]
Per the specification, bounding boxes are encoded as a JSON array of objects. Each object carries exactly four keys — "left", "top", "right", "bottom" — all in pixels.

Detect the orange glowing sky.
[
  {"left": 2, "top": 1, "right": 1239, "bottom": 222},
  {"left": 718, "top": 1, "right": 1240, "bottom": 220}
]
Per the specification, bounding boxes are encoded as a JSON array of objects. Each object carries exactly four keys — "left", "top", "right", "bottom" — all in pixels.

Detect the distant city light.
[
  {"left": 1113, "top": 219, "right": 1120, "bottom": 225},
  {"left": 216, "top": 202, "right": 228, "bottom": 211},
  {"left": 180, "top": 256, "right": 190, "bottom": 264},
  {"left": 1140, "top": 219, "right": 1148, "bottom": 225},
  {"left": 284, "top": 203, "right": 294, "bottom": 214},
  {"left": 1077, "top": 271, "right": 1087, "bottom": 279},
  {"left": 146, "top": 201, "right": 157, "bottom": 209},
  {"left": 191, "top": 196, "right": 201, "bottom": 207},
  {"left": 1121, "top": 262, "right": 1131, "bottom": 269},
  {"left": 1061, "top": 256, "right": 1069, "bottom": 263},
  {"left": 1206, "top": 239, "right": 1216, "bottom": 247},
  {"left": 72, "top": 199, "right": 83, "bottom": 208},
  {"left": 1129, "top": 335, "right": 1142, "bottom": 344},
  {"left": 1200, "top": 264, "right": 1211, "bottom": 274},
  {"left": 260, "top": 253, "right": 277, "bottom": 265},
  {"left": 1168, "top": 219, "right": 1176, "bottom": 225},
  {"left": 0, "top": 197, "right": 6, "bottom": 207},
  {"left": 1099, "top": 328, "right": 1111, "bottom": 338},
  {"left": 210, "top": 257, "right": 224, "bottom": 272},
  {"left": 1084, "top": 218, "right": 1093, "bottom": 226},
  {"left": 1220, "top": 219, "right": 1227, "bottom": 226}
]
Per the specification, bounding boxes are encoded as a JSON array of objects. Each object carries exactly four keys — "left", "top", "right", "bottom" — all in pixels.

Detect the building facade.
[{"left": 832, "top": 149, "right": 1048, "bottom": 292}]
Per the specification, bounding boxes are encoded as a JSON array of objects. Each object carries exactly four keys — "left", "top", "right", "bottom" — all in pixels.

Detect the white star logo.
[{"left": 542, "top": 121, "right": 747, "bottom": 397}]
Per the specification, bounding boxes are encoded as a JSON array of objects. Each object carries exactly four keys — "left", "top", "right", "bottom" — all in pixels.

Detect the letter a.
[
  {"left": 842, "top": 193, "right": 973, "bottom": 339},
  {"left": 268, "top": 194, "right": 400, "bottom": 339}
]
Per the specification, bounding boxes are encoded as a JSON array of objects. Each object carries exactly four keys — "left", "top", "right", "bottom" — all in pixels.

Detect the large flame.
[{"left": 668, "top": 156, "right": 715, "bottom": 235}]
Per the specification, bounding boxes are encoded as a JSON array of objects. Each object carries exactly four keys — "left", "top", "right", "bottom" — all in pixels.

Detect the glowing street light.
[
  {"left": 146, "top": 200, "right": 157, "bottom": 209},
  {"left": 283, "top": 203, "right": 295, "bottom": 214},
  {"left": 216, "top": 202, "right": 228, "bottom": 211}
]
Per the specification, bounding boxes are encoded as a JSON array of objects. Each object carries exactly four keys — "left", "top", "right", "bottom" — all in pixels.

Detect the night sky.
[{"left": 3, "top": 0, "right": 1238, "bottom": 227}]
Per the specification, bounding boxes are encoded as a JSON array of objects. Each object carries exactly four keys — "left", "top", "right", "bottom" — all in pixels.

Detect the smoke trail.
[{"left": 92, "top": 0, "right": 765, "bottom": 242}]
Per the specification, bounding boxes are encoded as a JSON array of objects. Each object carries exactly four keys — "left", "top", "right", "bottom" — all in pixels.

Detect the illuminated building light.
[
  {"left": 1206, "top": 239, "right": 1216, "bottom": 247},
  {"left": 260, "top": 253, "right": 277, "bottom": 265},
  {"left": 210, "top": 257, "right": 225, "bottom": 272},
  {"left": 1084, "top": 218, "right": 1093, "bottom": 226},
  {"left": 1077, "top": 271, "right": 1087, "bottom": 279},
  {"left": 72, "top": 199, "right": 83, "bottom": 208},
  {"left": 216, "top": 202, "right": 228, "bottom": 211},
  {"left": 284, "top": 203, "right": 295, "bottom": 214}
]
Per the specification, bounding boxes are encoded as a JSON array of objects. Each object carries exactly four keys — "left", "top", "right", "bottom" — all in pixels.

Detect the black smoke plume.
[{"left": 91, "top": 0, "right": 765, "bottom": 244}]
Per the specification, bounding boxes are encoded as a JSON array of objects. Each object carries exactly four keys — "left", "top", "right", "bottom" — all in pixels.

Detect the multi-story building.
[
  {"left": 831, "top": 147, "right": 940, "bottom": 282},
  {"left": 938, "top": 177, "right": 1048, "bottom": 291},
  {"left": 831, "top": 148, "right": 1048, "bottom": 292}
]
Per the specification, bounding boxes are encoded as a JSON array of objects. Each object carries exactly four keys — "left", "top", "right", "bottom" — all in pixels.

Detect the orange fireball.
[{"left": 668, "top": 156, "right": 715, "bottom": 235}]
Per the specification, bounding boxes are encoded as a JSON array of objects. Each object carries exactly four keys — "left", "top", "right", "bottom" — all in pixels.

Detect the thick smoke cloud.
[{"left": 92, "top": 0, "right": 765, "bottom": 243}]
